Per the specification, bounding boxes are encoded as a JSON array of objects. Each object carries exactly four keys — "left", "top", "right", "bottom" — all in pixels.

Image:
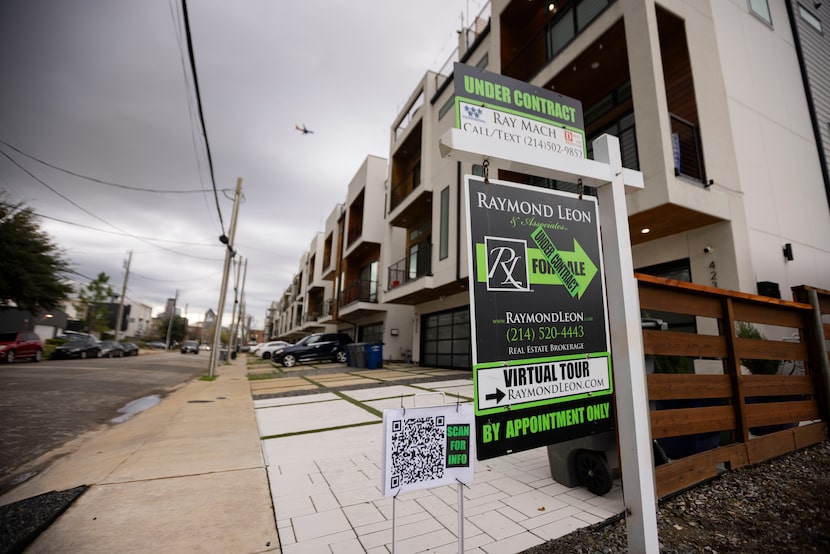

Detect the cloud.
[{"left": 0, "top": 0, "right": 481, "bottom": 328}]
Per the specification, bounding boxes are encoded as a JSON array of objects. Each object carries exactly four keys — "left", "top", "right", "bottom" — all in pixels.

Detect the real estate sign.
[
  {"left": 464, "top": 176, "right": 614, "bottom": 460},
  {"left": 454, "top": 63, "right": 586, "bottom": 158}
]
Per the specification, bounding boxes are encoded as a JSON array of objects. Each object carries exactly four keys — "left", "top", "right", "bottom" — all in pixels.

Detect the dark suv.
[
  {"left": 0, "top": 331, "right": 44, "bottom": 363},
  {"left": 271, "top": 333, "right": 353, "bottom": 367},
  {"left": 180, "top": 340, "right": 200, "bottom": 354}
]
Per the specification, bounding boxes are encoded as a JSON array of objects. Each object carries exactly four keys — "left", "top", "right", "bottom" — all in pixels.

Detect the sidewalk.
[
  {"left": 250, "top": 361, "right": 624, "bottom": 554},
  {"left": 1, "top": 357, "right": 624, "bottom": 554},
  {"left": 0, "top": 355, "right": 279, "bottom": 553}
]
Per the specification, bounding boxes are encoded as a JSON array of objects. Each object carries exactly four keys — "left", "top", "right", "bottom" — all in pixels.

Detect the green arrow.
[
  {"left": 529, "top": 227, "right": 597, "bottom": 298},
  {"left": 473, "top": 234, "right": 597, "bottom": 299}
]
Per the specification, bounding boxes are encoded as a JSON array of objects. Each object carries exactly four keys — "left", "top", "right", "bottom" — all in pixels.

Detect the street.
[{"left": 0, "top": 350, "right": 208, "bottom": 494}]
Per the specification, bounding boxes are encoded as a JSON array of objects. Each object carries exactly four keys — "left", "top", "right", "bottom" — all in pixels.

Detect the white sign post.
[{"left": 440, "top": 128, "right": 659, "bottom": 553}]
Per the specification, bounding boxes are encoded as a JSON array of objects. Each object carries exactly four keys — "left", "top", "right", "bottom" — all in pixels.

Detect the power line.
[
  {"left": 34, "top": 211, "right": 222, "bottom": 247},
  {"left": 1, "top": 149, "right": 222, "bottom": 261},
  {"left": 180, "top": 0, "right": 226, "bottom": 238},
  {"left": 0, "top": 139, "right": 214, "bottom": 194},
  {"left": 167, "top": 0, "right": 218, "bottom": 229}
]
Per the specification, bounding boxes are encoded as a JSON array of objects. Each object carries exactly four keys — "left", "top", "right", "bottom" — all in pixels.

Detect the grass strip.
[
  {"left": 254, "top": 397, "right": 342, "bottom": 410},
  {"left": 331, "top": 390, "right": 383, "bottom": 418},
  {"left": 247, "top": 371, "right": 283, "bottom": 381},
  {"left": 259, "top": 420, "right": 380, "bottom": 440}
]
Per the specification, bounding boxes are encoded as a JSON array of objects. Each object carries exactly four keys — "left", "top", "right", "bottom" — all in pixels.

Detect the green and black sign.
[
  {"left": 446, "top": 424, "right": 471, "bottom": 468},
  {"left": 464, "top": 176, "right": 614, "bottom": 460},
  {"left": 454, "top": 63, "right": 586, "bottom": 158}
]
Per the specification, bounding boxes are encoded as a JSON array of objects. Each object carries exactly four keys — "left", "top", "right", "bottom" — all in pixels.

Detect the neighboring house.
[
  {"left": 268, "top": 0, "right": 830, "bottom": 368},
  {"left": 0, "top": 306, "right": 67, "bottom": 339}
]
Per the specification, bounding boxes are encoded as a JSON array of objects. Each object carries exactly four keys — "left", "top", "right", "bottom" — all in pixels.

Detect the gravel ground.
[
  {"left": 522, "top": 441, "right": 830, "bottom": 553},
  {"left": 0, "top": 485, "right": 87, "bottom": 554}
]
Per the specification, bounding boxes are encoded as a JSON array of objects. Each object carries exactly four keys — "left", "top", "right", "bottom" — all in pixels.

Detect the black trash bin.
[
  {"left": 351, "top": 343, "right": 367, "bottom": 368},
  {"left": 366, "top": 343, "right": 383, "bottom": 369}
]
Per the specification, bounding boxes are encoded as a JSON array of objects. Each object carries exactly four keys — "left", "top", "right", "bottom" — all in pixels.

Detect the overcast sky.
[{"left": 0, "top": 0, "right": 487, "bottom": 329}]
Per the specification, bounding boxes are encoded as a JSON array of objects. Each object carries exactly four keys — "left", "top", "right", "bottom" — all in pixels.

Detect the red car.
[{"left": 0, "top": 331, "right": 44, "bottom": 363}]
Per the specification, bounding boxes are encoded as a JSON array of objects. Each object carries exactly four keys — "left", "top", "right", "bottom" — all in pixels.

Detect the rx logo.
[
  {"left": 463, "top": 105, "right": 483, "bottom": 120},
  {"left": 484, "top": 237, "right": 530, "bottom": 292}
]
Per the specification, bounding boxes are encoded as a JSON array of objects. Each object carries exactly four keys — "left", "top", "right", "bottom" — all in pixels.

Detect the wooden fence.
[{"left": 635, "top": 274, "right": 830, "bottom": 498}]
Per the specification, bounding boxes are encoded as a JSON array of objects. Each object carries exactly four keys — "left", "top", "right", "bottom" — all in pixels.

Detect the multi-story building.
[
  {"left": 270, "top": 156, "right": 415, "bottom": 358},
  {"left": 271, "top": 0, "right": 830, "bottom": 368},
  {"left": 123, "top": 301, "right": 152, "bottom": 338}
]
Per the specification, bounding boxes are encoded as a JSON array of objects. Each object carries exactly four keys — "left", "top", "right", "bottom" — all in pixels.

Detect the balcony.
[
  {"left": 389, "top": 162, "right": 421, "bottom": 213},
  {"left": 387, "top": 243, "right": 432, "bottom": 290},
  {"left": 501, "top": 0, "right": 615, "bottom": 83},
  {"left": 339, "top": 279, "right": 378, "bottom": 307}
]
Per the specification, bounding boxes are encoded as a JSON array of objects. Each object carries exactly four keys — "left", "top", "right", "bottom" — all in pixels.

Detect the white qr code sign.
[{"left": 381, "top": 404, "right": 475, "bottom": 497}]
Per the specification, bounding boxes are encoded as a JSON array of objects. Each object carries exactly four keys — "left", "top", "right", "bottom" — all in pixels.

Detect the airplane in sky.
[{"left": 295, "top": 124, "right": 314, "bottom": 135}]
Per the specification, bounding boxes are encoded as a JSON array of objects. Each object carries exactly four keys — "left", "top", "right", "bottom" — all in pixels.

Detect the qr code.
[{"left": 389, "top": 415, "right": 446, "bottom": 490}]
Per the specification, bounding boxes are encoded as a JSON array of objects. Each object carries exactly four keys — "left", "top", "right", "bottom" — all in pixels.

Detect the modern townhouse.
[
  {"left": 270, "top": 156, "right": 415, "bottom": 360},
  {"left": 298, "top": 232, "right": 330, "bottom": 335},
  {"left": 269, "top": 0, "right": 830, "bottom": 368}
]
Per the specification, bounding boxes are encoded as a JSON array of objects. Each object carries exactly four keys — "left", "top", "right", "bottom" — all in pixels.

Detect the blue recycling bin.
[{"left": 366, "top": 343, "right": 383, "bottom": 369}]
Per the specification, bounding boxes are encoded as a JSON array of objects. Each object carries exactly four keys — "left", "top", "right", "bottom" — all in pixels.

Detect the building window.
[
  {"left": 546, "top": 0, "right": 611, "bottom": 59},
  {"left": 439, "top": 96, "right": 453, "bottom": 120},
  {"left": 475, "top": 53, "right": 489, "bottom": 69},
  {"left": 748, "top": 0, "right": 772, "bottom": 25},
  {"left": 798, "top": 4, "right": 822, "bottom": 32},
  {"left": 358, "top": 322, "right": 383, "bottom": 343},
  {"left": 439, "top": 187, "right": 450, "bottom": 260}
]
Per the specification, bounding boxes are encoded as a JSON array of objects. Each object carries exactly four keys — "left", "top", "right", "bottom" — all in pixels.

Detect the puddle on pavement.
[{"left": 110, "top": 394, "right": 162, "bottom": 424}]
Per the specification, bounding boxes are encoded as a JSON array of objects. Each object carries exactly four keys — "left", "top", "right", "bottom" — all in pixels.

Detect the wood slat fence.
[{"left": 634, "top": 274, "right": 830, "bottom": 498}]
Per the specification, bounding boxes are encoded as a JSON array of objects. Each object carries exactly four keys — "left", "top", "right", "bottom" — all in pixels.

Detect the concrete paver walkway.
[{"left": 253, "top": 362, "right": 623, "bottom": 553}]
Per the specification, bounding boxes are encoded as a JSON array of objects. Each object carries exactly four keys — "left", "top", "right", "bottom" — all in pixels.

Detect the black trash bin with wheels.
[{"left": 350, "top": 343, "right": 367, "bottom": 368}]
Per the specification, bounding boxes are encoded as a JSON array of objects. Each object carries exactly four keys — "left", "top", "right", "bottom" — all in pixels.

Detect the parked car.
[
  {"left": 270, "top": 333, "right": 353, "bottom": 368},
  {"left": 147, "top": 341, "right": 167, "bottom": 349},
  {"left": 0, "top": 331, "right": 44, "bottom": 363},
  {"left": 120, "top": 342, "right": 139, "bottom": 356},
  {"left": 99, "top": 340, "right": 125, "bottom": 358},
  {"left": 180, "top": 340, "right": 200, "bottom": 354},
  {"left": 51, "top": 336, "right": 101, "bottom": 359},
  {"left": 256, "top": 341, "right": 292, "bottom": 360}
]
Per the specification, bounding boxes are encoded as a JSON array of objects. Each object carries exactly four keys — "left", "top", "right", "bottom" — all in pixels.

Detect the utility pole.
[
  {"left": 232, "top": 257, "right": 248, "bottom": 351},
  {"left": 229, "top": 256, "right": 243, "bottom": 356},
  {"left": 238, "top": 258, "right": 248, "bottom": 345},
  {"left": 115, "top": 250, "right": 132, "bottom": 340},
  {"left": 208, "top": 177, "right": 243, "bottom": 377},
  {"left": 165, "top": 289, "right": 179, "bottom": 350}
]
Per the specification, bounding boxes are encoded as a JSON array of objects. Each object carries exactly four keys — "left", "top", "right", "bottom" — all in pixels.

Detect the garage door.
[{"left": 421, "top": 307, "right": 471, "bottom": 370}]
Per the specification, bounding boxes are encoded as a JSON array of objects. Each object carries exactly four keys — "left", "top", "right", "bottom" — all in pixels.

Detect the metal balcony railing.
[
  {"left": 338, "top": 279, "right": 378, "bottom": 307},
  {"left": 387, "top": 243, "right": 432, "bottom": 290}
]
